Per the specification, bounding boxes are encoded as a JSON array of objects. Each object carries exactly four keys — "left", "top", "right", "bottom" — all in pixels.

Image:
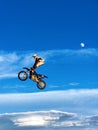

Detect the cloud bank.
[
  {"left": 0, "top": 110, "right": 98, "bottom": 130},
  {"left": 0, "top": 48, "right": 98, "bottom": 79},
  {"left": 0, "top": 89, "right": 98, "bottom": 115},
  {"left": 0, "top": 89, "right": 98, "bottom": 130}
]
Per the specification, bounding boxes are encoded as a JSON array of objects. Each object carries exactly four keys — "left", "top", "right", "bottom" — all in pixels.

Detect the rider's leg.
[{"left": 29, "top": 68, "right": 34, "bottom": 79}]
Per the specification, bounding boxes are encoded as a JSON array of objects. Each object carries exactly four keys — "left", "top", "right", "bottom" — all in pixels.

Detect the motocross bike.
[{"left": 18, "top": 67, "right": 48, "bottom": 90}]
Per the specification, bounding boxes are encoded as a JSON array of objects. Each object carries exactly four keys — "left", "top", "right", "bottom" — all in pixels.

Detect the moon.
[{"left": 80, "top": 42, "right": 85, "bottom": 48}]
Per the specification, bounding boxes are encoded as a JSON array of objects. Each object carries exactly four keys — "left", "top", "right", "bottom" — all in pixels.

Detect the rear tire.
[
  {"left": 37, "top": 79, "right": 46, "bottom": 90},
  {"left": 18, "top": 71, "right": 28, "bottom": 81}
]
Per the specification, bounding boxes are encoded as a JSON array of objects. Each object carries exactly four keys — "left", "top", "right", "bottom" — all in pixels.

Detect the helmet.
[{"left": 33, "top": 54, "right": 39, "bottom": 58}]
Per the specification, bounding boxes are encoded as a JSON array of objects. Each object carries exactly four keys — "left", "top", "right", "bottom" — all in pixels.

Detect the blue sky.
[
  {"left": 0, "top": 0, "right": 98, "bottom": 129},
  {"left": 0, "top": 48, "right": 98, "bottom": 93},
  {"left": 0, "top": 0, "right": 98, "bottom": 93},
  {"left": 0, "top": 0, "right": 98, "bottom": 50}
]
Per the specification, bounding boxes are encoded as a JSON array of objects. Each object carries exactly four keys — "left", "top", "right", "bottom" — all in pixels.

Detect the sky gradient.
[
  {"left": 0, "top": 48, "right": 98, "bottom": 93},
  {"left": 0, "top": 0, "right": 98, "bottom": 50},
  {"left": 0, "top": 0, "right": 98, "bottom": 130}
]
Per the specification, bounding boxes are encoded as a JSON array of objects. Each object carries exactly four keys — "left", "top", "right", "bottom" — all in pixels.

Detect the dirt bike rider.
[{"left": 30, "top": 54, "right": 44, "bottom": 79}]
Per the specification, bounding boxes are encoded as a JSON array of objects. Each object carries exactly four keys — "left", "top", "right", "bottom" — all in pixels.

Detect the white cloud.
[
  {"left": 0, "top": 52, "right": 19, "bottom": 63},
  {"left": 14, "top": 114, "right": 47, "bottom": 127},
  {"left": 0, "top": 110, "right": 98, "bottom": 130},
  {"left": 0, "top": 48, "right": 97, "bottom": 79},
  {"left": 0, "top": 74, "right": 17, "bottom": 79},
  {"left": 0, "top": 89, "right": 98, "bottom": 129},
  {"left": 0, "top": 89, "right": 98, "bottom": 115},
  {"left": 68, "top": 82, "right": 80, "bottom": 86},
  {"left": 40, "top": 48, "right": 98, "bottom": 59},
  {"left": 0, "top": 56, "right": 4, "bottom": 62}
]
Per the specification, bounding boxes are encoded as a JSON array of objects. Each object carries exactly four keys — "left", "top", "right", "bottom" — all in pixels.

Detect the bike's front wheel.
[
  {"left": 18, "top": 71, "right": 28, "bottom": 81},
  {"left": 37, "top": 79, "right": 46, "bottom": 90}
]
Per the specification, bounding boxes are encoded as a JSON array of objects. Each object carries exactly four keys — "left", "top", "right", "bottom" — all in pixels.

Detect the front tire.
[
  {"left": 37, "top": 79, "right": 46, "bottom": 90},
  {"left": 18, "top": 71, "right": 28, "bottom": 81}
]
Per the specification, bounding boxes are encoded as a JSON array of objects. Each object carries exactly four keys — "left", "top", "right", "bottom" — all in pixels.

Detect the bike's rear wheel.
[
  {"left": 37, "top": 79, "right": 46, "bottom": 90},
  {"left": 18, "top": 71, "right": 28, "bottom": 81}
]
